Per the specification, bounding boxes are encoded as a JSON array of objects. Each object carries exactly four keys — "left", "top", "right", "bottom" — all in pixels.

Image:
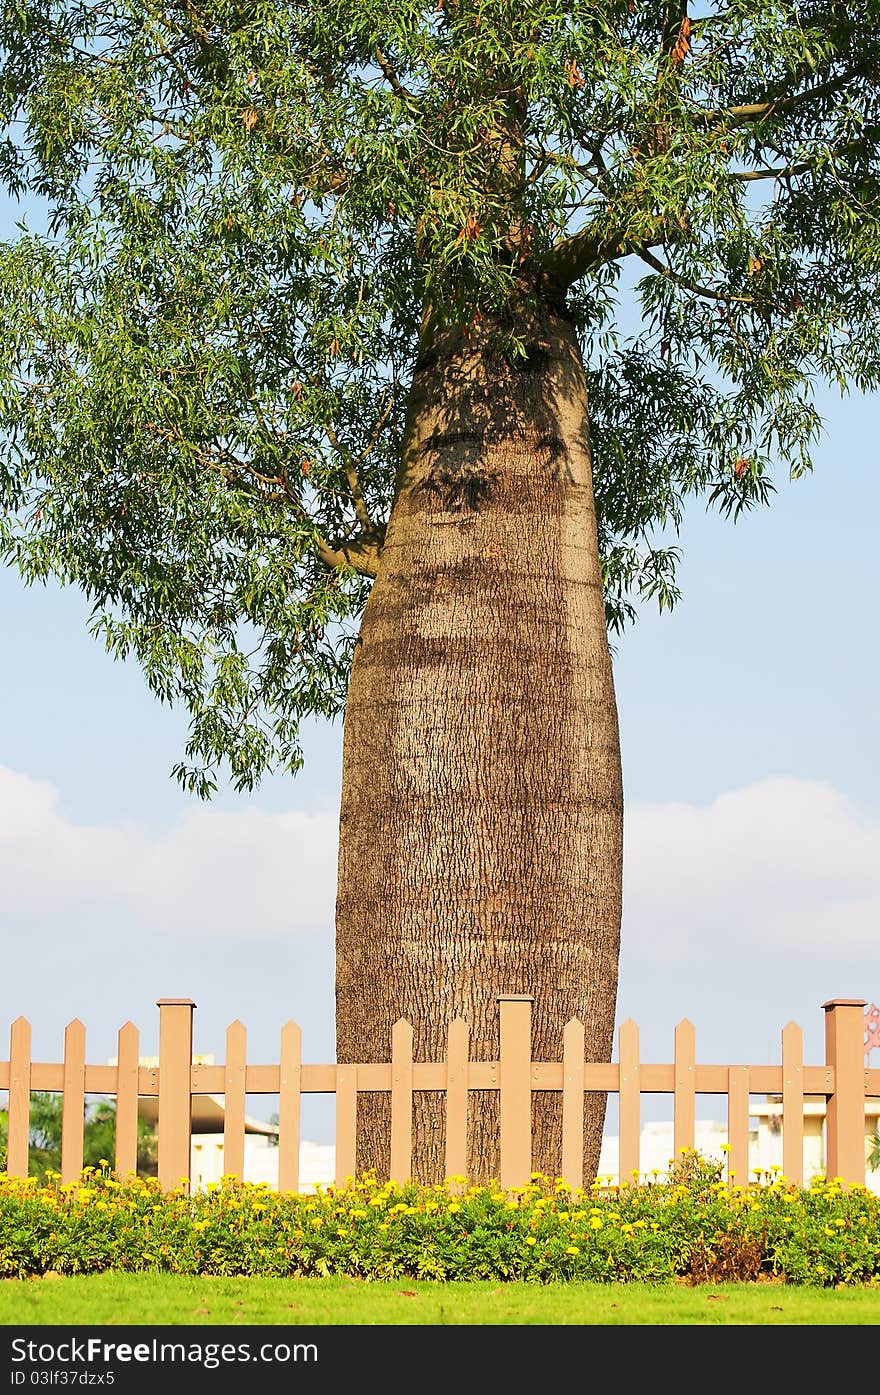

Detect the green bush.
[{"left": 1, "top": 1149, "right": 879, "bottom": 1287}]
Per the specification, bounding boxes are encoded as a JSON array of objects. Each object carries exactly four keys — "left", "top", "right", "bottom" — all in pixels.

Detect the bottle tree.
[{"left": 1, "top": 1, "right": 879, "bottom": 1182}]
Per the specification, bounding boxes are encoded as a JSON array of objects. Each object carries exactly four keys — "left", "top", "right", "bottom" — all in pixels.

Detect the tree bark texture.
[{"left": 335, "top": 301, "right": 623, "bottom": 1186}]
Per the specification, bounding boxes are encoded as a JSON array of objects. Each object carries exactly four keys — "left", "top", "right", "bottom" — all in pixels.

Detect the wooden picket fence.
[{"left": 2, "top": 994, "right": 879, "bottom": 1193}]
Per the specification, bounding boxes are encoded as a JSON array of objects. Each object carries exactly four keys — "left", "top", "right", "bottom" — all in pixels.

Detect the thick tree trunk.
[{"left": 335, "top": 300, "right": 623, "bottom": 1186}]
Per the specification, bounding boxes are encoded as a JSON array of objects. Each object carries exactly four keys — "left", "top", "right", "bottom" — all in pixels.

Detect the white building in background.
[
  {"left": 747, "top": 1095, "right": 880, "bottom": 1190},
  {"left": 600, "top": 1103, "right": 880, "bottom": 1191},
  {"left": 129, "top": 1056, "right": 334, "bottom": 1193}
]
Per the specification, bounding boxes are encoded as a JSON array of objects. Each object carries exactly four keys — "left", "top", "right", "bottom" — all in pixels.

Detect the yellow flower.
[
  {"left": 590, "top": 1216, "right": 603, "bottom": 1230},
  {"left": 448, "top": 1203, "right": 461, "bottom": 1214},
  {"left": 524, "top": 1236, "right": 537, "bottom": 1246},
  {"left": 565, "top": 1246, "right": 580, "bottom": 1255}
]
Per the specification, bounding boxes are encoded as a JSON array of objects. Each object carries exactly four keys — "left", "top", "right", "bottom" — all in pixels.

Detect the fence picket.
[
  {"left": 673, "top": 1020, "right": 696, "bottom": 1165},
  {"left": 115, "top": 1022, "right": 140, "bottom": 1181},
  {"left": 782, "top": 1022, "right": 804, "bottom": 1186},
  {"left": 390, "top": 1019, "right": 414, "bottom": 1185},
  {"left": 561, "top": 1018, "right": 585, "bottom": 1191},
  {"left": 7, "top": 1016, "right": 32, "bottom": 1178},
  {"left": 278, "top": 1021, "right": 302, "bottom": 1194},
  {"left": 445, "top": 1018, "right": 469, "bottom": 1185},
  {"left": 61, "top": 1019, "right": 86, "bottom": 1185},
  {"left": 335, "top": 1066, "right": 357, "bottom": 1186},
  {"left": 223, "top": 1021, "right": 247, "bottom": 1182},
  {"left": 618, "top": 1020, "right": 640, "bottom": 1184},
  {"left": 727, "top": 1066, "right": 750, "bottom": 1187}
]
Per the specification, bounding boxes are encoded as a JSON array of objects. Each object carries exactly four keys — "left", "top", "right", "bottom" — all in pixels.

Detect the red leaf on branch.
[
  {"left": 566, "top": 58, "right": 585, "bottom": 89},
  {"left": 670, "top": 16, "right": 691, "bottom": 64},
  {"left": 455, "top": 214, "right": 483, "bottom": 244}
]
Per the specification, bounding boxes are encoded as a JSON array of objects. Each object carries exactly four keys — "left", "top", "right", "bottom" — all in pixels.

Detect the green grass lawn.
[{"left": 2, "top": 1272, "right": 879, "bottom": 1325}]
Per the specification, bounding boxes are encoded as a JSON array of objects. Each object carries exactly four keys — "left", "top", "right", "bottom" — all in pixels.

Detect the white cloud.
[
  {"left": 1, "top": 765, "right": 877, "bottom": 957},
  {"left": 623, "top": 776, "right": 880, "bottom": 960},
  {"left": 0, "top": 765, "right": 338, "bottom": 937}
]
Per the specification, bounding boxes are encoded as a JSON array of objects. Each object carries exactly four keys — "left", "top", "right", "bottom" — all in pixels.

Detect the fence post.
[
  {"left": 498, "top": 994, "right": 532, "bottom": 1189},
  {"left": 822, "top": 999, "right": 867, "bottom": 1187},
  {"left": 157, "top": 998, "right": 196, "bottom": 1194}
]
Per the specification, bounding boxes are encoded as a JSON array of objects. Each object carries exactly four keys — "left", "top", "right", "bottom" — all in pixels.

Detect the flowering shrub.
[{"left": 1, "top": 1150, "right": 879, "bottom": 1287}]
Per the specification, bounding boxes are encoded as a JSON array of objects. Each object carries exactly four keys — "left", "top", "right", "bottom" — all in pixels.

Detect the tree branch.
[
  {"left": 313, "top": 532, "right": 382, "bottom": 577},
  {"left": 636, "top": 246, "right": 755, "bottom": 306},
  {"left": 544, "top": 216, "right": 681, "bottom": 288},
  {"left": 324, "top": 419, "right": 378, "bottom": 533},
  {"left": 731, "top": 157, "right": 815, "bottom": 181},
  {"left": 697, "top": 59, "right": 877, "bottom": 129},
  {"left": 730, "top": 132, "right": 877, "bottom": 181},
  {"left": 374, "top": 45, "right": 418, "bottom": 107},
  {"left": 143, "top": 421, "right": 382, "bottom": 579}
]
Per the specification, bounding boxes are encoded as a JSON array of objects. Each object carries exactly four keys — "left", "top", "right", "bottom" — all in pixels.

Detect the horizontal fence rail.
[{"left": 2, "top": 996, "right": 879, "bottom": 1193}]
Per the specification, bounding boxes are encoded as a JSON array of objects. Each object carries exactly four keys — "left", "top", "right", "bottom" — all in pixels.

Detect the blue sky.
[{"left": 1, "top": 197, "right": 878, "bottom": 1143}]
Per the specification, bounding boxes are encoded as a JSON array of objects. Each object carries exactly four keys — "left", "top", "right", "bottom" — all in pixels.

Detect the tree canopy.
[{"left": 1, "top": 0, "right": 879, "bottom": 792}]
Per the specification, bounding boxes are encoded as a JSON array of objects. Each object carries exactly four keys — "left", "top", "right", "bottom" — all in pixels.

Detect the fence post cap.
[
  {"left": 821, "top": 998, "right": 868, "bottom": 1010},
  {"left": 496, "top": 993, "right": 534, "bottom": 1002},
  {"left": 156, "top": 998, "right": 198, "bottom": 1007}
]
